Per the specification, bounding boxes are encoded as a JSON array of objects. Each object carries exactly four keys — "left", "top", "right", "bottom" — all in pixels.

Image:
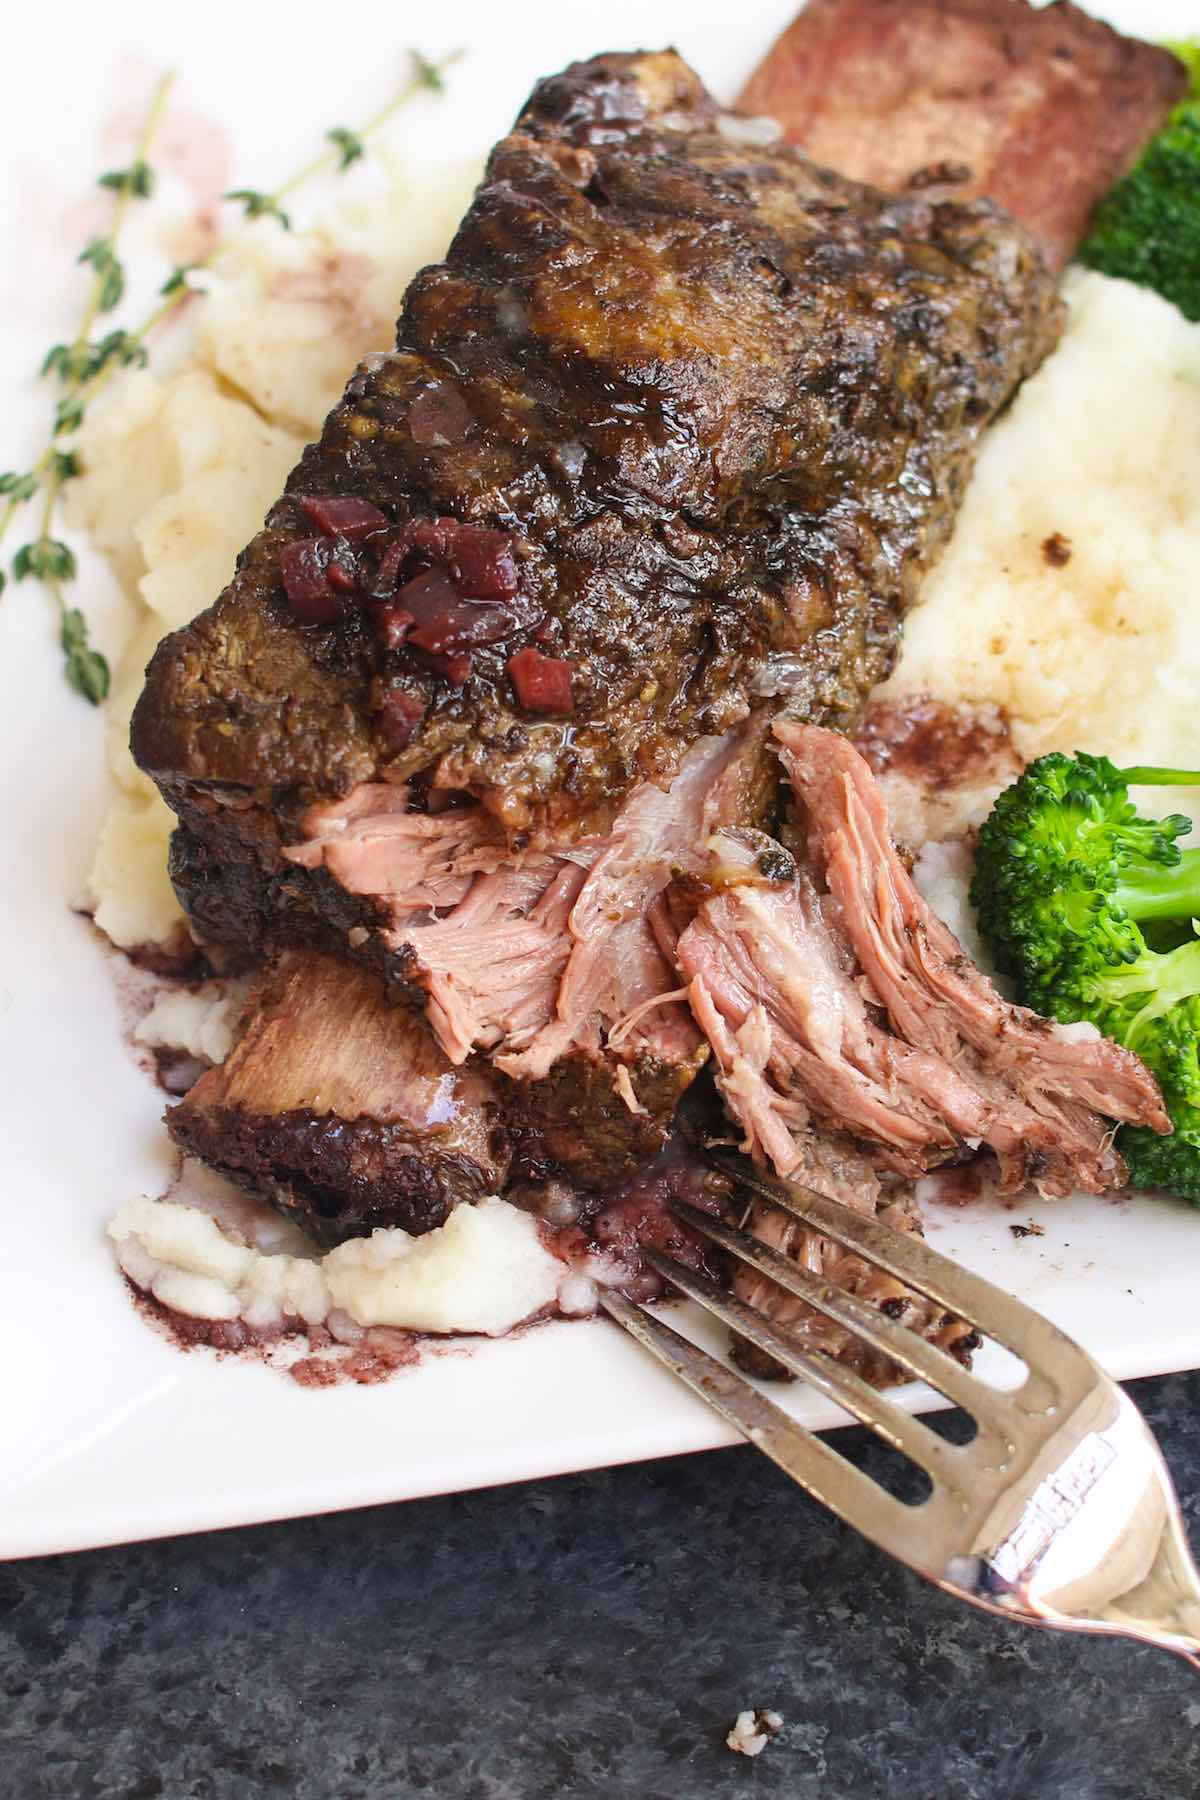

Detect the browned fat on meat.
[
  {"left": 738, "top": 0, "right": 1187, "bottom": 271},
  {"left": 169, "top": 952, "right": 510, "bottom": 1247},
  {"left": 679, "top": 724, "right": 1169, "bottom": 1199}
]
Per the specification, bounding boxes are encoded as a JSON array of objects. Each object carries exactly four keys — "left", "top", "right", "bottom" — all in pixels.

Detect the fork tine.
[
  {"left": 598, "top": 1287, "right": 918, "bottom": 1563},
  {"left": 642, "top": 1248, "right": 969, "bottom": 1487},
  {"left": 671, "top": 1198, "right": 1012, "bottom": 1432},
  {"left": 707, "top": 1152, "right": 1088, "bottom": 1379}
]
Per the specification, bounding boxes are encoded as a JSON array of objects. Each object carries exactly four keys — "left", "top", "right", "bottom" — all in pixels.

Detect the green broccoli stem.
[
  {"left": 1119, "top": 767, "right": 1200, "bottom": 786},
  {"left": 1094, "top": 936, "right": 1200, "bottom": 1037},
  {"left": 1115, "top": 849, "right": 1200, "bottom": 923}
]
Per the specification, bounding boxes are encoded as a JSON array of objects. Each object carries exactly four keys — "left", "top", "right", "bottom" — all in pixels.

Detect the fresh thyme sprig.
[
  {"left": 221, "top": 47, "right": 461, "bottom": 226},
  {"left": 103, "top": 46, "right": 463, "bottom": 418},
  {"left": 326, "top": 128, "right": 366, "bottom": 172},
  {"left": 2, "top": 47, "right": 461, "bottom": 704},
  {"left": 2, "top": 69, "right": 174, "bottom": 698}
]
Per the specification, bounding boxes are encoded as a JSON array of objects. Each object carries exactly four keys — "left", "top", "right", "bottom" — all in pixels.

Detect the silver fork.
[{"left": 599, "top": 1154, "right": 1200, "bottom": 1670}]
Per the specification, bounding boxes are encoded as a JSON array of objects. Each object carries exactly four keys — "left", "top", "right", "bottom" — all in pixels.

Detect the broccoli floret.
[
  {"left": 971, "top": 753, "right": 1200, "bottom": 1203},
  {"left": 1076, "top": 946, "right": 1200, "bottom": 1201},
  {"left": 1072, "top": 942, "right": 1200, "bottom": 1056},
  {"left": 1121, "top": 1122, "right": 1200, "bottom": 1205},
  {"left": 1078, "top": 39, "right": 1200, "bottom": 322},
  {"left": 970, "top": 753, "right": 1200, "bottom": 1012}
]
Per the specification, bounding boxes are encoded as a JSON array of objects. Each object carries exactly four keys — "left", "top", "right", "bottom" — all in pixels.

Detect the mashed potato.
[
  {"left": 879, "top": 268, "right": 1200, "bottom": 835},
  {"left": 109, "top": 1193, "right": 567, "bottom": 1338},
  {"left": 134, "top": 981, "right": 247, "bottom": 1066},
  {"left": 71, "top": 167, "right": 480, "bottom": 951}
]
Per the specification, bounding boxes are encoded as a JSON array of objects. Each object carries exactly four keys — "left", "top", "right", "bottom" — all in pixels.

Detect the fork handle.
[
  {"left": 972, "top": 1497, "right": 1200, "bottom": 1673},
  {"left": 1103, "top": 1525, "right": 1200, "bottom": 1671}
]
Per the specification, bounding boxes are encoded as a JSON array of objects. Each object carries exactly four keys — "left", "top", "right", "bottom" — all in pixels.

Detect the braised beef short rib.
[
  {"left": 133, "top": 47, "right": 1060, "bottom": 965},
  {"left": 130, "top": 40, "right": 1172, "bottom": 1369},
  {"left": 131, "top": 47, "right": 1062, "bottom": 1185}
]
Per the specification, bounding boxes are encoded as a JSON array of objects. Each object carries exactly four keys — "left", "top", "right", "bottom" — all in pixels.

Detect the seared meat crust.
[
  {"left": 170, "top": 1104, "right": 496, "bottom": 1250},
  {"left": 169, "top": 952, "right": 509, "bottom": 1244},
  {"left": 133, "top": 47, "right": 1061, "bottom": 941},
  {"left": 499, "top": 1045, "right": 707, "bottom": 1190}
]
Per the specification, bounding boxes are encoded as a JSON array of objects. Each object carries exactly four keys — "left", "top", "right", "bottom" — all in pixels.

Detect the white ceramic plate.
[{"left": 1, "top": 0, "right": 1195, "bottom": 1560}]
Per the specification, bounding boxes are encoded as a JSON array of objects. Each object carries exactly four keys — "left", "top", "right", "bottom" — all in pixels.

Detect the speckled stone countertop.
[{"left": 4, "top": 1369, "right": 1200, "bottom": 1800}]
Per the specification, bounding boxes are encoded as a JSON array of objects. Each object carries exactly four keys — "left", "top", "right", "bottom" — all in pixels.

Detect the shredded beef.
[{"left": 681, "top": 725, "right": 1168, "bottom": 1203}]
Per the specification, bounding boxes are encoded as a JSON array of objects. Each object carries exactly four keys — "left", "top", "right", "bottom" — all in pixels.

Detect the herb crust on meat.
[{"left": 132, "top": 47, "right": 1062, "bottom": 969}]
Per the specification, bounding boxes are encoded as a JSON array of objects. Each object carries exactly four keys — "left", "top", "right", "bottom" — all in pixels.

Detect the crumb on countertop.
[{"left": 726, "top": 1708, "right": 783, "bottom": 1757}]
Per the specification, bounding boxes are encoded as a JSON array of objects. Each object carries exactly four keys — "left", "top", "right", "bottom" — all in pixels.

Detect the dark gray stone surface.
[{"left": 3, "top": 1370, "right": 1200, "bottom": 1800}]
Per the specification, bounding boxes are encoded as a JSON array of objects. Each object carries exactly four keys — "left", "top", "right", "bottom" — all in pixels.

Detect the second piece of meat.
[
  {"left": 169, "top": 951, "right": 510, "bottom": 1248},
  {"left": 738, "top": 0, "right": 1187, "bottom": 272}
]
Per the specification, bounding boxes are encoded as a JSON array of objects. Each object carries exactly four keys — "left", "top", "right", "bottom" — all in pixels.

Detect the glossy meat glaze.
[{"left": 132, "top": 48, "right": 1061, "bottom": 972}]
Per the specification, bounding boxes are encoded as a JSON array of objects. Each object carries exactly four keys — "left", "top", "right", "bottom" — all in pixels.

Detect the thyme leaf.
[
  {"left": 60, "top": 607, "right": 110, "bottom": 703},
  {"left": 0, "top": 472, "right": 38, "bottom": 501},
  {"left": 14, "top": 538, "right": 77, "bottom": 583},
  {"left": 44, "top": 332, "right": 147, "bottom": 391},
  {"left": 77, "top": 235, "right": 126, "bottom": 312},
  {"left": 91, "top": 329, "right": 148, "bottom": 375},
  {"left": 413, "top": 51, "right": 446, "bottom": 91},
  {"left": 326, "top": 126, "right": 365, "bottom": 170},
  {"left": 77, "top": 234, "right": 114, "bottom": 270},
  {"left": 53, "top": 394, "right": 86, "bottom": 436},
  {"left": 99, "top": 158, "right": 155, "bottom": 200},
  {"left": 224, "top": 188, "right": 292, "bottom": 229},
  {"left": 160, "top": 263, "right": 196, "bottom": 296},
  {"left": 42, "top": 343, "right": 74, "bottom": 379}
]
